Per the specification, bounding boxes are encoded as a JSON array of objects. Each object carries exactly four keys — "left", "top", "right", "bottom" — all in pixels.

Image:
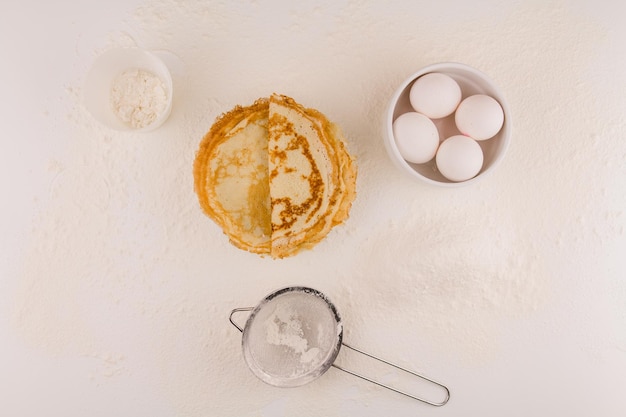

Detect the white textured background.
[{"left": 1, "top": 1, "right": 625, "bottom": 416}]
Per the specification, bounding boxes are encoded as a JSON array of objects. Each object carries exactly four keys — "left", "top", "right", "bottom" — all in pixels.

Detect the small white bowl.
[
  {"left": 83, "top": 47, "right": 173, "bottom": 132},
  {"left": 383, "top": 62, "right": 512, "bottom": 187}
]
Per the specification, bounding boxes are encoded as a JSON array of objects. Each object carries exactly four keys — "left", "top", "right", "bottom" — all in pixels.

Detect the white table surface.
[{"left": 2, "top": 1, "right": 625, "bottom": 416}]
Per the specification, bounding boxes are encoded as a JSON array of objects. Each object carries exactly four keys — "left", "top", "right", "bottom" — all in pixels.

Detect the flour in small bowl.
[{"left": 110, "top": 68, "right": 168, "bottom": 129}]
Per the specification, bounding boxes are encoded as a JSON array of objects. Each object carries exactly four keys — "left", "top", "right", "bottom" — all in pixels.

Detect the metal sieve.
[{"left": 229, "top": 286, "right": 450, "bottom": 406}]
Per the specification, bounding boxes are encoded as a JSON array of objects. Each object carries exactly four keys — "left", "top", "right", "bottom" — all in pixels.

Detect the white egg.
[
  {"left": 455, "top": 94, "right": 504, "bottom": 141},
  {"left": 392, "top": 112, "right": 439, "bottom": 164},
  {"left": 409, "top": 72, "right": 462, "bottom": 119},
  {"left": 435, "top": 135, "right": 484, "bottom": 182}
]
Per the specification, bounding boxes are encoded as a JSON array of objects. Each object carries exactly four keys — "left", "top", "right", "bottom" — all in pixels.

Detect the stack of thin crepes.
[{"left": 193, "top": 93, "right": 357, "bottom": 258}]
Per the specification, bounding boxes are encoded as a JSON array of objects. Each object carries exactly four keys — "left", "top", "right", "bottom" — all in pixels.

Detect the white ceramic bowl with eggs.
[{"left": 383, "top": 62, "right": 512, "bottom": 187}]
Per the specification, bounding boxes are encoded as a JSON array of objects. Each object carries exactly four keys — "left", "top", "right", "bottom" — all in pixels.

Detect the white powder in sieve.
[
  {"left": 110, "top": 68, "right": 168, "bottom": 129},
  {"left": 265, "top": 305, "right": 321, "bottom": 364}
]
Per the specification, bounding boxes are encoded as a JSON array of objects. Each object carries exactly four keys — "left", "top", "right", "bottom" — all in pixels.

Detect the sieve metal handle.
[
  {"left": 332, "top": 343, "right": 450, "bottom": 407},
  {"left": 229, "top": 307, "right": 254, "bottom": 332}
]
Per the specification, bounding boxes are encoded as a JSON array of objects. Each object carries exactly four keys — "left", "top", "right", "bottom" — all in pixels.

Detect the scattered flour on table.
[
  {"left": 9, "top": 1, "right": 625, "bottom": 416},
  {"left": 110, "top": 68, "right": 168, "bottom": 129}
]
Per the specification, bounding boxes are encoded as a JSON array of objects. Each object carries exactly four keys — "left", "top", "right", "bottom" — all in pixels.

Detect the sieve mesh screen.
[{"left": 242, "top": 289, "right": 341, "bottom": 386}]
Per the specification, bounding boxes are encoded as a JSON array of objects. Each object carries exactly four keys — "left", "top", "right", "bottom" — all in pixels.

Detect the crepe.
[
  {"left": 268, "top": 94, "right": 357, "bottom": 258},
  {"left": 193, "top": 94, "right": 357, "bottom": 258},
  {"left": 193, "top": 98, "right": 271, "bottom": 254}
]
